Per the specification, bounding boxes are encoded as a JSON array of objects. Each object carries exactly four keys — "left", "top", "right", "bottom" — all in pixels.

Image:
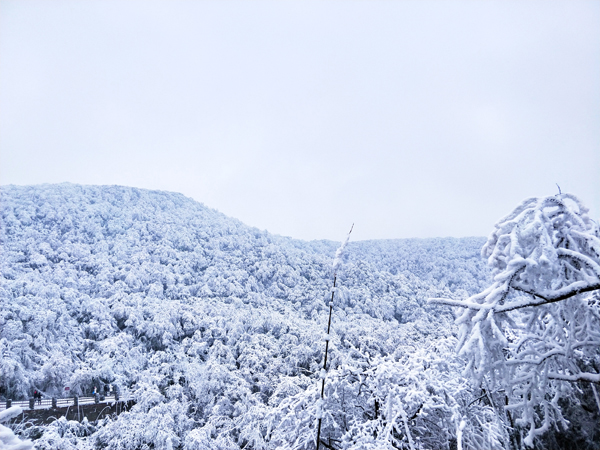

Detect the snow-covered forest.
[{"left": 1, "top": 184, "right": 598, "bottom": 449}]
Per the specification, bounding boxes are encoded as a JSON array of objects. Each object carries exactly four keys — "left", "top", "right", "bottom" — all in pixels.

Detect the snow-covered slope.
[{"left": 1, "top": 184, "right": 499, "bottom": 449}]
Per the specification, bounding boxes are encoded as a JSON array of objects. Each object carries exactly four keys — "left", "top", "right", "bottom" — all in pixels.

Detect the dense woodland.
[{"left": 0, "top": 184, "right": 598, "bottom": 449}]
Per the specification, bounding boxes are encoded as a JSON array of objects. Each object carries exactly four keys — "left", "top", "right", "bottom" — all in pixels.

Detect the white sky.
[{"left": 1, "top": 1, "right": 599, "bottom": 242}]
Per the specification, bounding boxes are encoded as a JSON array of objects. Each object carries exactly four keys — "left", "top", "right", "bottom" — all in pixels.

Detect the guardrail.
[{"left": 0, "top": 394, "right": 125, "bottom": 412}]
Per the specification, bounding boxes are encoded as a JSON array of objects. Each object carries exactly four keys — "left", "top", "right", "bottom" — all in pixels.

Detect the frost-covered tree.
[
  {"left": 432, "top": 194, "right": 600, "bottom": 447},
  {"left": 1, "top": 184, "right": 501, "bottom": 449}
]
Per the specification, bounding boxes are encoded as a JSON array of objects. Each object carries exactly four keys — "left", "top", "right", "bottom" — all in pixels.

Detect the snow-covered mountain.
[{"left": 0, "top": 184, "right": 507, "bottom": 449}]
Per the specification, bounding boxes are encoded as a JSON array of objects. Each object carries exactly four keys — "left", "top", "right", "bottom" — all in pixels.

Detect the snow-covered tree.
[
  {"left": 1, "top": 184, "right": 510, "bottom": 448},
  {"left": 432, "top": 194, "right": 600, "bottom": 447}
]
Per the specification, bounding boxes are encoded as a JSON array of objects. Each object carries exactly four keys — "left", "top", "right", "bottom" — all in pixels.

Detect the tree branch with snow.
[{"left": 430, "top": 194, "right": 600, "bottom": 447}]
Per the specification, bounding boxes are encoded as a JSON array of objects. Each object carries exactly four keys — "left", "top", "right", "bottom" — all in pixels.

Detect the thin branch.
[
  {"left": 547, "top": 372, "right": 600, "bottom": 384},
  {"left": 506, "top": 281, "right": 600, "bottom": 311},
  {"left": 430, "top": 281, "right": 600, "bottom": 313},
  {"left": 317, "top": 224, "right": 353, "bottom": 450},
  {"left": 428, "top": 298, "right": 486, "bottom": 310},
  {"left": 557, "top": 248, "right": 600, "bottom": 278}
]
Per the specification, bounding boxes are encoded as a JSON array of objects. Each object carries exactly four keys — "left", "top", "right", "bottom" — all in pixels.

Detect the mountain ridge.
[{"left": 1, "top": 183, "right": 500, "bottom": 449}]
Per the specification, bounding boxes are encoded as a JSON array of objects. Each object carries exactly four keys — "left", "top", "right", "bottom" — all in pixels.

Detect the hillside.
[{"left": 1, "top": 184, "right": 501, "bottom": 449}]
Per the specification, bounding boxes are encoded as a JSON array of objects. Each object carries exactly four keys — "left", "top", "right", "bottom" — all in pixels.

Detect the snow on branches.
[
  {"left": 332, "top": 224, "right": 353, "bottom": 275},
  {"left": 431, "top": 193, "right": 600, "bottom": 446},
  {"left": 433, "top": 194, "right": 600, "bottom": 312}
]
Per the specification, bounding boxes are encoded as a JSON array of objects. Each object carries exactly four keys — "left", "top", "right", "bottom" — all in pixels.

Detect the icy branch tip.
[{"left": 332, "top": 223, "right": 354, "bottom": 273}]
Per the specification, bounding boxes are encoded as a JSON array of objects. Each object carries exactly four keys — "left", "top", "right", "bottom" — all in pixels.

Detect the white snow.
[{"left": 2, "top": 184, "right": 593, "bottom": 449}]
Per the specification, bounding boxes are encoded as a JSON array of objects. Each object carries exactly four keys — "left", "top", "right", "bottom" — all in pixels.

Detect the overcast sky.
[{"left": 1, "top": 1, "right": 598, "bottom": 242}]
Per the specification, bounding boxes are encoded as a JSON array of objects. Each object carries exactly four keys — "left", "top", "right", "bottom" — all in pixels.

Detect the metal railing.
[{"left": 0, "top": 394, "right": 124, "bottom": 412}]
